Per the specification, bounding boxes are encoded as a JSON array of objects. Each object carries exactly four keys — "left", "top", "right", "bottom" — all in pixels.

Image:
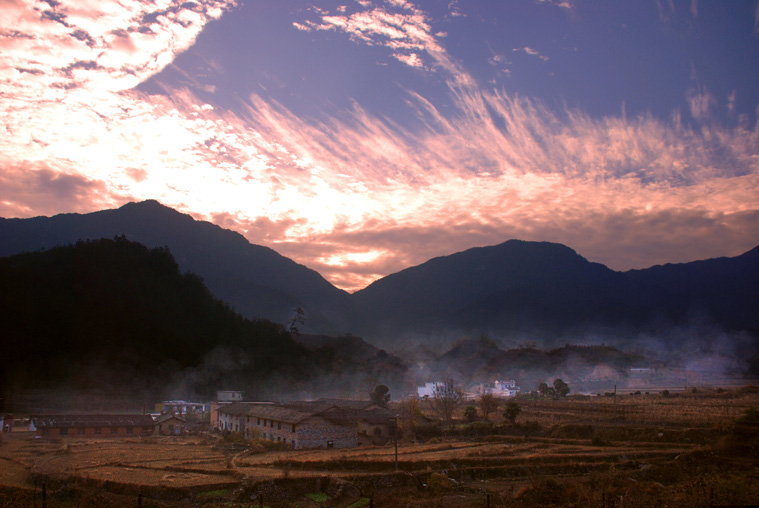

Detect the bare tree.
[
  {"left": 478, "top": 392, "right": 499, "bottom": 420},
  {"left": 430, "top": 379, "right": 464, "bottom": 425},
  {"left": 288, "top": 306, "right": 305, "bottom": 337}
]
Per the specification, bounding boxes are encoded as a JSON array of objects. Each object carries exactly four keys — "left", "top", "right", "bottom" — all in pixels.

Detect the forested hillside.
[{"left": 0, "top": 237, "right": 320, "bottom": 408}]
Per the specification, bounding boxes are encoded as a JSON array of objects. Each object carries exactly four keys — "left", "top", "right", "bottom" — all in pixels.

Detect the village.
[
  {"left": 0, "top": 380, "right": 522, "bottom": 450},
  {"left": 1, "top": 382, "right": 758, "bottom": 508}
]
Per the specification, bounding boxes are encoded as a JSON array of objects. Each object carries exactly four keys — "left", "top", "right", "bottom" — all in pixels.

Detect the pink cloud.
[{"left": 1, "top": 0, "right": 757, "bottom": 292}]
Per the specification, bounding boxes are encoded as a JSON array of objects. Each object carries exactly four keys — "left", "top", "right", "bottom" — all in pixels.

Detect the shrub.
[
  {"left": 426, "top": 473, "right": 455, "bottom": 495},
  {"left": 223, "top": 431, "right": 247, "bottom": 444},
  {"left": 736, "top": 407, "right": 759, "bottom": 426}
]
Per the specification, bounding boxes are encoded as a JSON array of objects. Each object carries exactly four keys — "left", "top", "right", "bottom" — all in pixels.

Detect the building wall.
[
  {"left": 218, "top": 412, "right": 245, "bottom": 433},
  {"left": 249, "top": 414, "right": 297, "bottom": 447},
  {"left": 357, "top": 420, "right": 391, "bottom": 446},
  {"left": 296, "top": 416, "right": 356, "bottom": 449}
]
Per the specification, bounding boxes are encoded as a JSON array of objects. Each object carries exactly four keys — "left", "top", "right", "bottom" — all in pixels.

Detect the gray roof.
[
  {"left": 217, "top": 399, "right": 388, "bottom": 426},
  {"left": 34, "top": 414, "right": 155, "bottom": 428}
]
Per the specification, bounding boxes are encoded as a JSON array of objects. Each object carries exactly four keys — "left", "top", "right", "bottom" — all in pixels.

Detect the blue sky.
[{"left": 1, "top": 0, "right": 758, "bottom": 290}]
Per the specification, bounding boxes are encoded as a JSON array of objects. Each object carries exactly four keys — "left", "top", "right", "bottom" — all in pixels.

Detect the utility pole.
[{"left": 393, "top": 415, "right": 399, "bottom": 471}]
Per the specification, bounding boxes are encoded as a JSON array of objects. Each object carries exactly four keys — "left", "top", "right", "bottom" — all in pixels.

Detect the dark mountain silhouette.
[
  {"left": 0, "top": 200, "right": 352, "bottom": 333},
  {"left": 351, "top": 240, "right": 759, "bottom": 343},
  {"left": 0, "top": 237, "right": 331, "bottom": 408},
  {"left": 2, "top": 202, "right": 757, "bottom": 352}
]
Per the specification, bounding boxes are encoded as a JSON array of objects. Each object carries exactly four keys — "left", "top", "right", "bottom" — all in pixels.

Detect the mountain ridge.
[
  {"left": 2, "top": 201, "right": 757, "bottom": 347},
  {"left": 0, "top": 200, "right": 352, "bottom": 333}
]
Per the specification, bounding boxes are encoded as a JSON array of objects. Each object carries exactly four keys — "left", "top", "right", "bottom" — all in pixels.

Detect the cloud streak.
[{"left": 1, "top": 0, "right": 757, "bottom": 292}]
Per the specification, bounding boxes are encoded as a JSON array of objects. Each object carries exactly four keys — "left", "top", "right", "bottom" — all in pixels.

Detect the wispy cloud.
[
  {"left": 1, "top": 0, "right": 757, "bottom": 292},
  {"left": 293, "top": 0, "right": 443, "bottom": 70},
  {"left": 512, "top": 46, "right": 549, "bottom": 61}
]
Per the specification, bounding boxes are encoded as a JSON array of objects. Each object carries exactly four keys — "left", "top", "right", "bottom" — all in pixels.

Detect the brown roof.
[
  {"left": 313, "top": 399, "right": 380, "bottom": 411},
  {"left": 155, "top": 414, "right": 186, "bottom": 425},
  {"left": 34, "top": 414, "right": 155, "bottom": 429},
  {"left": 217, "top": 399, "right": 393, "bottom": 427},
  {"left": 241, "top": 404, "right": 316, "bottom": 424},
  {"left": 358, "top": 408, "right": 395, "bottom": 425}
]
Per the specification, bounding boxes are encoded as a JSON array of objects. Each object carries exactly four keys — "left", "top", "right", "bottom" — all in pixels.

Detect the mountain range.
[{"left": 2, "top": 200, "right": 757, "bottom": 349}]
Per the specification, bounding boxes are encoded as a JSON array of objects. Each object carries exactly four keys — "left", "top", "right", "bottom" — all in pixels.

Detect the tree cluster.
[
  {"left": 0, "top": 238, "right": 323, "bottom": 404},
  {"left": 538, "top": 378, "right": 570, "bottom": 398}
]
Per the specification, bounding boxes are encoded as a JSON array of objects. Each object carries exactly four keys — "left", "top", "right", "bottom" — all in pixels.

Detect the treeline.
[{"left": 0, "top": 238, "right": 326, "bottom": 407}]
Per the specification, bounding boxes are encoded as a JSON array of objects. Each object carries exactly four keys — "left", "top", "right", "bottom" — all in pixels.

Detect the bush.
[
  {"left": 222, "top": 431, "right": 247, "bottom": 444},
  {"left": 736, "top": 407, "right": 759, "bottom": 426},
  {"left": 426, "top": 473, "right": 455, "bottom": 495}
]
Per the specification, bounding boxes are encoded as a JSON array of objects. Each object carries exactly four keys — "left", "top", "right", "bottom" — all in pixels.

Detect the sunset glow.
[{"left": 2, "top": 0, "right": 758, "bottom": 291}]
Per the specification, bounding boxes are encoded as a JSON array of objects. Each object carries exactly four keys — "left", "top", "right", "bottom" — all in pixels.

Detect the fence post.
[
  {"left": 41, "top": 483, "right": 46, "bottom": 508},
  {"left": 259, "top": 493, "right": 263, "bottom": 508},
  {"left": 486, "top": 492, "right": 491, "bottom": 508},
  {"left": 138, "top": 493, "right": 142, "bottom": 508},
  {"left": 370, "top": 496, "right": 374, "bottom": 508}
]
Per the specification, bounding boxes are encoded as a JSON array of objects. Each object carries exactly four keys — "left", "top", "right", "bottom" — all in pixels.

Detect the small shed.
[{"left": 155, "top": 414, "right": 187, "bottom": 436}]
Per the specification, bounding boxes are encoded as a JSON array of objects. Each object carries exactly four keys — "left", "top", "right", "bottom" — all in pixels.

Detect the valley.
[{"left": 1, "top": 386, "right": 758, "bottom": 507}]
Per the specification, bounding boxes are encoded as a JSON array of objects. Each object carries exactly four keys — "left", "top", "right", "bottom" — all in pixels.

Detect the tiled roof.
[
  {"left": 358, "top": 408, "right": 395, "bottom": 425},
  {"left": 313, "top": 399, "right": 378, "bottom": 411},
  {"left": 34, "top": 414, "right": 155, "bottom": 428},
  {"left": 217, "top": 399, "right": 393, "bottom": 427},
  {"left": 155, "top": 414, "right": 186, "bottom": 425}
]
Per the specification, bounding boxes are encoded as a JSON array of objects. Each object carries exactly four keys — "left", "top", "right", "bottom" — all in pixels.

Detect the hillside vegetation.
[{"left": 0, "top": 238, "right": 319, "bottom": 407}]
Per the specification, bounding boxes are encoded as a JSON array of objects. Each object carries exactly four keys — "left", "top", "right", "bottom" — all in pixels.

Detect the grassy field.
[{"left": 1, "top": 386, "right": 758, "bottom": 507}]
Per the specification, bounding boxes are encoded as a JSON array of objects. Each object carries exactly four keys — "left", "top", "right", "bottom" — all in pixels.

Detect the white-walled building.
[
  {"left": 479, "top": 380, "right": 520, "bottom": 397},
  {"left": 417, "top": 382, "right": 446, "bottom": 398}
]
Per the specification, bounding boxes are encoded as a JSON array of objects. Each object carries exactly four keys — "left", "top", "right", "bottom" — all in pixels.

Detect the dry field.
[{"left": 1, "top": 386, "right": 758, "bottom": 507}]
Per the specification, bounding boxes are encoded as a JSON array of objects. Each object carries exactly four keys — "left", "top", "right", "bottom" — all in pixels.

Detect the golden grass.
[{"left": 0, "top": 386, "right": 756, "bottom": 507}]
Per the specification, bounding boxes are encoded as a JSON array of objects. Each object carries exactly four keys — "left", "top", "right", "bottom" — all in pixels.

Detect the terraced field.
[{"left": 1, "top": 387, "right": 758, "bottom": 507}]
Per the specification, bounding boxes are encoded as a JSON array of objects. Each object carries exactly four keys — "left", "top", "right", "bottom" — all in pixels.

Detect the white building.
[
  {"left": 479, "top": 380, "right": 520, "bottom": 397},
  {"left": 417, "top": 382, "right": 446, "bottom": 398}
]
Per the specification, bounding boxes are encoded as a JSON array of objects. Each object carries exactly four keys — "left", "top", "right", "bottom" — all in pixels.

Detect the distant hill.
[
  {"left": 2, "top": 202, "right": 757, "bottom": 353},
  {"left": 0, "top": 200, "right": 352, "bottom": 333},
  {"left": 350, "top": 240, "right": 759, "bottom": 346},
  {"left": 0, "top": 238, "right": 342, "bottom": 408}
]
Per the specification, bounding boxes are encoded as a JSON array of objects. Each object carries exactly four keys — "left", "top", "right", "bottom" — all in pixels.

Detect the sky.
[{"left": 1, "top": 0, "right": 758, "bottom": 292}]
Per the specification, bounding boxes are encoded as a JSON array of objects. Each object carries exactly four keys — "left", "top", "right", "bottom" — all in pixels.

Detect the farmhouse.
[
  {"left": 479, "top": 380, "right": 520, "bottom": 397},
  {"left": 217, "top": 400, "right": 393, "bottom": 449},
  {"left": 155, "top": 414, "right": 187, "bottom": 436},
  {"left": 157, "top": 400, "right": 208, "bottom": 416},
  {"left": 210, "top": 390, "right": 245, "bottom": 430},
  {"left": 33, "top": 414, "right": 155, "bottom": 438},
  {"left": 287, "top": 399, "right": 393, "bottom": 446}
]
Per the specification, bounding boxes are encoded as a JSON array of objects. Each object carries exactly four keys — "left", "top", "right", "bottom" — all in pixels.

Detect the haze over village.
[{"left": 1, "top": 0, "right": 758, "bottom": 506}]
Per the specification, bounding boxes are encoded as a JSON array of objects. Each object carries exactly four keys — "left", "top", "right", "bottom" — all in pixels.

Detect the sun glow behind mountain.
[{"left": 1, "top": 0, "right": 758, "bottom": 291}]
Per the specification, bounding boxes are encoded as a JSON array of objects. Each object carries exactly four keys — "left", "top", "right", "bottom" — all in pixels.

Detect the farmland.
[{"left": 1, "top": 386, "right": 758, "bottom": 507}]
